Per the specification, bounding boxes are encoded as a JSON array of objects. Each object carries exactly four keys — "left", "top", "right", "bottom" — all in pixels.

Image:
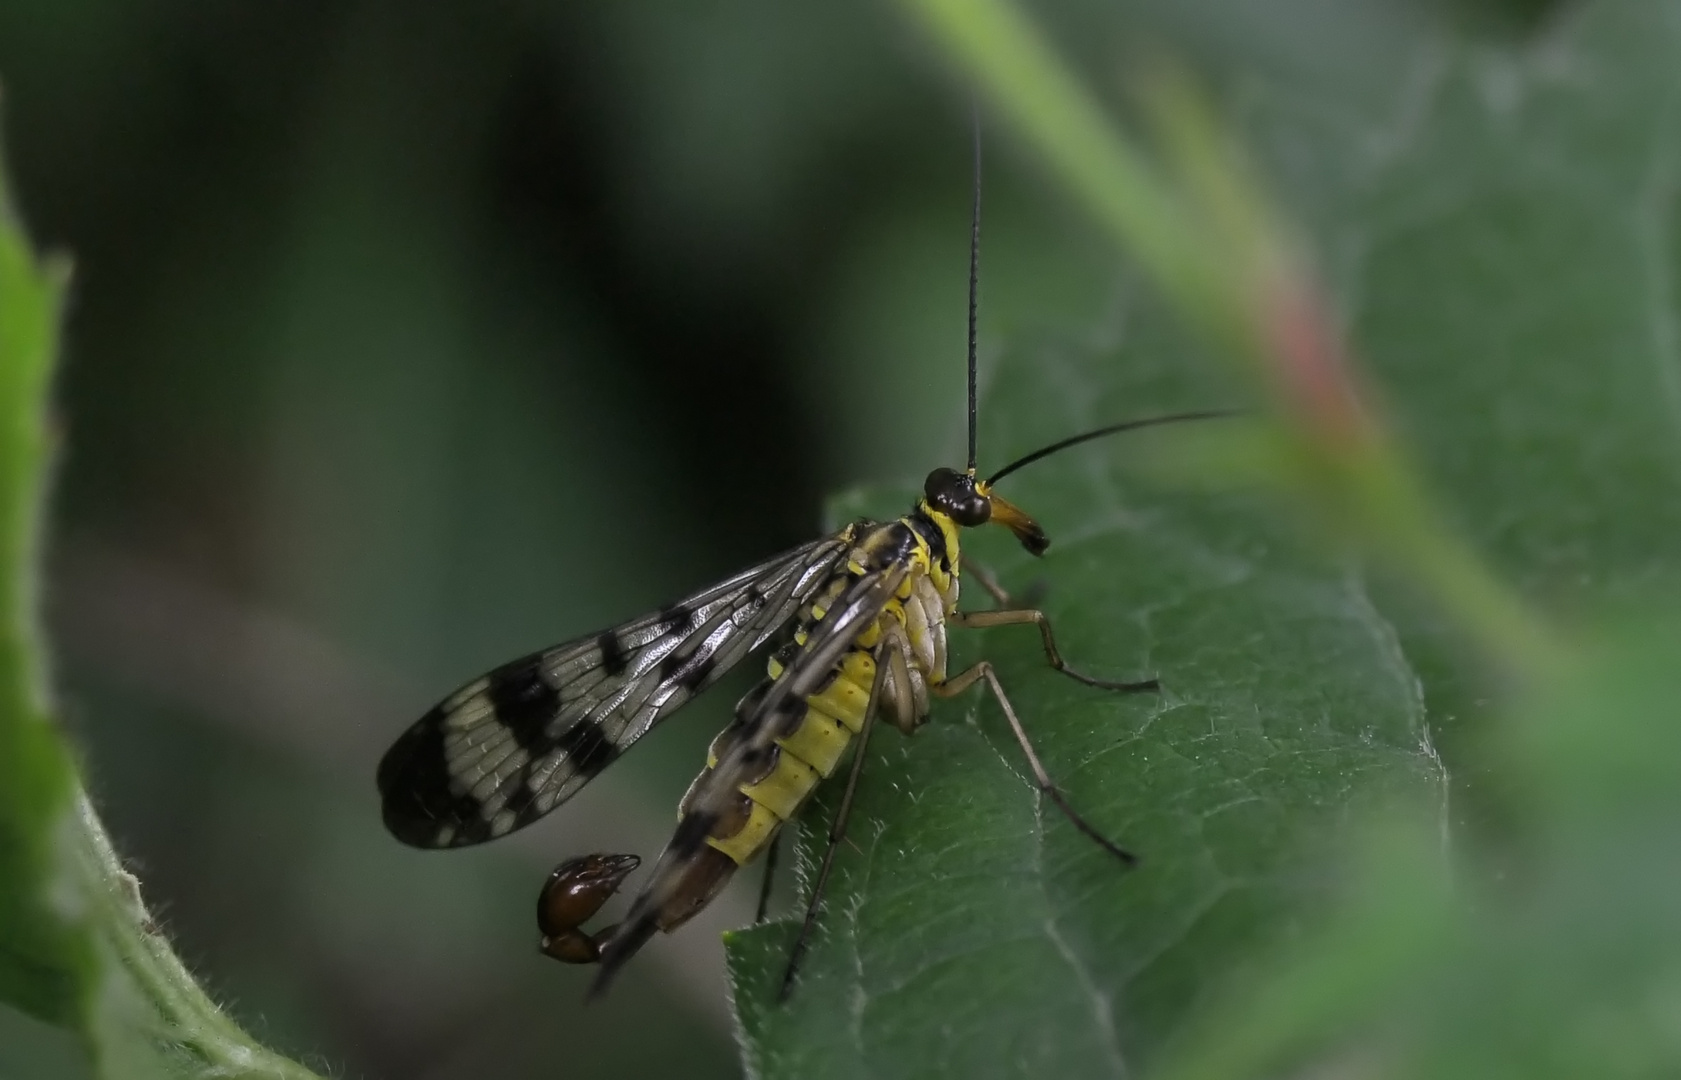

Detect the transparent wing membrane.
[{"left": 378, "top": 536, "right": 851, "bottom": 848}]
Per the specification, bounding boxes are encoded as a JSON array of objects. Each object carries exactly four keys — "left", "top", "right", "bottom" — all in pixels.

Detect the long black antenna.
[
  {"left": 966, "top": 105, "right": 982, "bottom": 473},
  {"left": 984, "top": 409, "right": 1243, "bottom": 486}
]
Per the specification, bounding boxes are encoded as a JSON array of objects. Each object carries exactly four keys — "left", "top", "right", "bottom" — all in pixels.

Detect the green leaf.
[
  {"left": 1155, "top": 0, "right": 1681, "bottom": 1075},
  {"left": 1154, "top": 617, "right": 1681, "bottom": 1080},
  {"left": 725, "top": 323, "right": 1446, "bottom": 1076},
  {"left": 0, "top": 102, "right": 326, "bottom": 1079},
  {"left": 727, "top": 0, "right": 1681, "bottom": 1076},
  {"left": 0, "top": 88, "right": 88, "bottom": 1032}
]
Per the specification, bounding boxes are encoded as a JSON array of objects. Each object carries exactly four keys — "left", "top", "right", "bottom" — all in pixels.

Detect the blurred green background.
[
  {"left": 0, "top": 2, "right": 1553, "bottom": 1078},
  {"left": 0, "top": 4, "right": 1034, "bottom": 1078}
]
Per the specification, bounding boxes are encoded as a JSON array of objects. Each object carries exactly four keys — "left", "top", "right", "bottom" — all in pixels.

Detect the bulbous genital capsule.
[{"left": 537, "top": 853, "right": 640, "bottom": 964}]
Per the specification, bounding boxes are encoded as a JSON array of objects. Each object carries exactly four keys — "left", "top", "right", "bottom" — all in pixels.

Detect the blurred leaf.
[
  {"left": 1155, "top": 616, "right": 1681, "bottom": 1080},
  {"left": 1242, "top": 0, "right": 1681, "bottom": 776},
  {"left": 725, "top": 0, "right": 1681, "bottom": 1076},
  {"left": 906, "top": 0, "right": 1560, "bottom": 678},
  {"left": 0, "top": 93, "right": 86, "bottom": 1030},
  {"left": 0, "top": 108, "right": 325, "bottom": 1080},
  {"left": 1262, "top": 0, "right": 1681, "bottom": 608}
]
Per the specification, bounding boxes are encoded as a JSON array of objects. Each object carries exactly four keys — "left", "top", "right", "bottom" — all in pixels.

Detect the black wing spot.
[
  {"left": 655, "top": 639, "right": 716, "bottom": 689},
  {"left": 596, "top": 630, "right": 630, "bottom": 676},
  {"left": 660, "top": 651, "right": 717, "bottom": 692},
  {"left": 376, "top": 540, "right": 854, "bottom": 853},
  {"left": 734, "top": 682, "right": 769, "bottom": 723},
  {"left": 671, "top": 809, "right": 718, "bottom": 858},
  {"left": 737, "top": 743, "right": 779, "bottom": 785},
  {"left": 503, "top": 776, "right": 539, "bottom": 823},
  {"left": 708, "top": 720, "right": 746, "bottom": 762},
  {"left": 377, "top": 708, "right": 488, "bottom": 848},
  {"left": 487, "top": 663, "right": 562, "bottom": 753},
  {"left": 555, "top": 719, "right": 618, "bottom": 780},
  {"left": 659, "top": 603, "right": 695, "bottom": 635},
  {"left": 771, "top": 695, "right": 813, "bottom": 738}
]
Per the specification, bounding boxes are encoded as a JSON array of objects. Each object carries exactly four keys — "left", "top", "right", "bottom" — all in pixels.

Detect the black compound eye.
[
  {"left": 954, "top": 493, "right": 990, "bottom": 527},
  {"left": 922, "top": 467, "right": 960, "bottom": 502},
  {"left": 922, "top": 467, "right": 991, "bottom": 527}
]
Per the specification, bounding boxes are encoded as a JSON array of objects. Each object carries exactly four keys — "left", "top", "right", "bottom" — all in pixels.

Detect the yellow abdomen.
[{"left": 680, "top": 510, "right": 961, "bottom": 868}]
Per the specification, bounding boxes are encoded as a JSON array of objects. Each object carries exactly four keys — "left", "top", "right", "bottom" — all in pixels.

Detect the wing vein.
[{"left": 377, "top": 534, "right": 855, "bottom": 848}]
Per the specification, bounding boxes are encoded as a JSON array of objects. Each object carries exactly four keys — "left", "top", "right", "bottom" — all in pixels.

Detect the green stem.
[
  {"left": 896, "top": 0, "right": 1567, "bottom": 686},
  {"left": 1, "top": 98, "right": 325, "bottom": 1080},
  {"left": 72, "top": 792, "right": 326, "bottom": 1080},
  {"left": 1356, "top": 453, "right": 1569, "bottom": 679},
  {"left": 900, "top": 0, "right": 1228, "bottom": 335}
]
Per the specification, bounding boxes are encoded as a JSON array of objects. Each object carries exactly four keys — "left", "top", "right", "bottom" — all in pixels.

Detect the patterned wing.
[{"left": 378, "top": 534, "right": 853, "bottom": 847}]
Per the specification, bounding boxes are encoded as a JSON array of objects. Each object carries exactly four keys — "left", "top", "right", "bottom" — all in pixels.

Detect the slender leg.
[
  {"left": 961, "top": 554, "right": 1014, "bottom": 608},
  {"left": 950, "top": 607, "right": 1159, "bottom": 692},
  {"left": 777, "top": 641, "right": 895, "bottom": 1002},
  {"left": 962, "top": 553, "right": 1056, "bottom": 611},
  {"left": 755, "top": 828, "right": 780, "bottom": 925},
  {"left": 933, "top": 662, "right": 1138, "bottom": 866}
]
